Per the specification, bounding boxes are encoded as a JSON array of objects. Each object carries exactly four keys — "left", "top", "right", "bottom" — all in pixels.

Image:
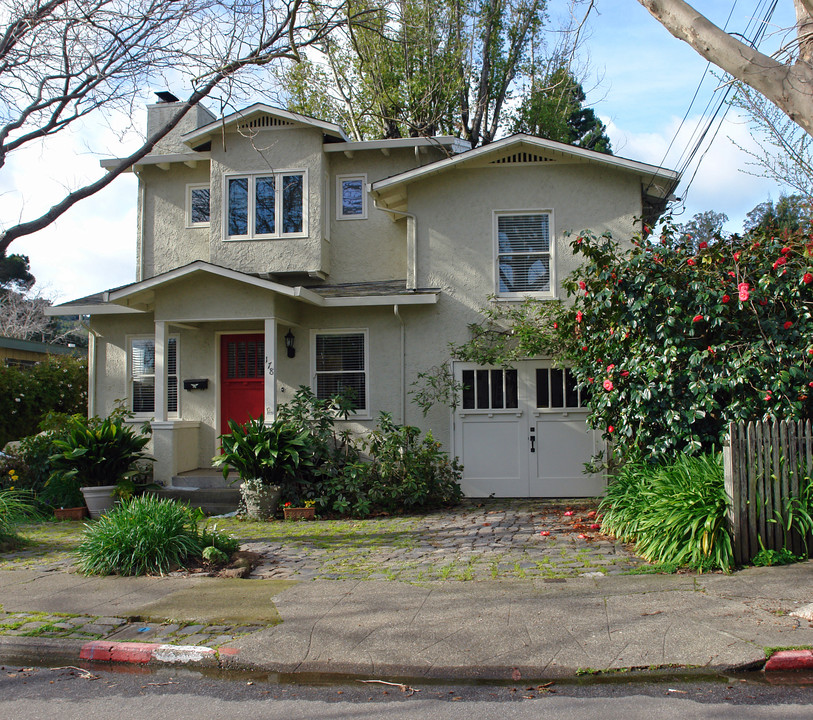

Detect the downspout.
[
  {"left": 394, "top": 305, "right": 405, "bottom": 425},
  {"left": 134, "top": 168, "right": 146, "bottom": 282},
  {"left": 372, "top": 198, "right": 418, "bottom": 290}
]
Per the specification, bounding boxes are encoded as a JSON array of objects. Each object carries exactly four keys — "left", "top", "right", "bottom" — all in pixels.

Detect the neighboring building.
[
  {"left": 48, "top": 99, "right": 679, "bottom": 497},
  {"left": 0, "top": 336, "right": 83, "bottom": 368}
]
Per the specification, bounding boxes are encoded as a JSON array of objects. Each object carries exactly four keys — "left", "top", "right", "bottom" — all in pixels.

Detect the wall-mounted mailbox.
[{"left": 183, "top": 378, "right": 209, "bottom": 391}]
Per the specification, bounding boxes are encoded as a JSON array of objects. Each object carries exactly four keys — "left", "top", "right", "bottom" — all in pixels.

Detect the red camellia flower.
[
  {"left": 692, "top": 314, "right": 703, "bottom": 323},
  {"left": 608, "top": 426, "right": 615, "bottom": 433},
  {"left": 576, "top": 311, "right": 583, "bottom": 323},
  {"left": 734, "top": 252, "right": 741, "bottom": 261},
  {"left": 738, "top": 282, "right": 750, "bottom": 301},
  {"left": 603, "top": 379, "right": 614, "bottom": 391},
  {"left": 687, "top": 258, "right": 696, "bottom": 266},
  {"left": 809, "top": 382, "right": 813, "bottom": 388},
  {"left": 807, "top": 348, "right": 813, "bottom": 355},
  {"left": 773, "top": 257, "right": 787, "bottom": 269},
  {"left": 781, "top": 246, "right": 792, "bottom": 255},
  {"left": 804, "top": 273, "right": 813, "bottom": 284},
  {"left": 728, "top": 271, "right": 736, "bottom": 277},
  {"left": 581, "top": 345, "right": 588, "bottom": 351},
  {"left": 785, "top": 321, "right": 794, "bottom": 329},
  {"left": 765, "top": 392, "right": 772, "bottom": 401},
  {"left": 607, "top": 364, "right": 615, "bottom": 371},
  {"left": 708, "top": 346, "right": 716, "bottom": 355},
  {"left": 621, "top": 370, "right": 629, "bottom": 377},
  {"left": 553, "top": 322, "right": 558, "bottom": 329},
  {"left": 698, "top": 241, "right": 708, "bottom": 249},
  {"left": 721, "top": 294, "right": 730, "bottom": 303},
  {"left": 579, "top": 280, "right": 586, "bottom": 290},
  {"left": 588, "top": 377, "right": 594, "bottom": 383}
]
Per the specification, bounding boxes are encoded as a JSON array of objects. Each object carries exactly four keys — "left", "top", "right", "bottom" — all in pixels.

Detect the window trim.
[
  {"left": 186, "top": 183, "right": 211, "bottom": 228},
  {"left": 222, "top": 169, "right": 308, "bottom": 241},
  {"left": 310, "top": 328, "right": 370, "bottom": 418},
  {"left": 493, "top": 209, "right": 556, "bottom": 299},
  {"left": 336, "top": 174, "right": 368, "bottom": 220},
  {"left": 127, "top": 334, "right": 179, "bottom": 419}
]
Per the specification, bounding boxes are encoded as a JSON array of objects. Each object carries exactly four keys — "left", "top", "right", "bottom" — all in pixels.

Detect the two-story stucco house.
[{"left": 49, "top": 98, "right": 679, "bottom": 498}]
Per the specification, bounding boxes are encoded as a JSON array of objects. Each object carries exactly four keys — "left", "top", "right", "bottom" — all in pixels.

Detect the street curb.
[
  {"left": 79, "top": 640, "right": 239, "bottom": 667},
  {"left": 764, "top": 650, "right": 813, "bottom": 672}
]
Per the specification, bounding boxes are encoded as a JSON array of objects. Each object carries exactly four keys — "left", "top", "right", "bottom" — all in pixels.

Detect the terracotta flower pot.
[
  {"left": 283, "top": 507, "right": 315, "bottom": 521},
  {"left": 54, "top": 506, "right": 88, "bottom": 521}
]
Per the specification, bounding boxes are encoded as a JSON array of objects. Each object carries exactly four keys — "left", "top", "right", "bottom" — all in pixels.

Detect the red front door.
[{"left": 220, "top": 334, "right": 265, "bottom": 435}]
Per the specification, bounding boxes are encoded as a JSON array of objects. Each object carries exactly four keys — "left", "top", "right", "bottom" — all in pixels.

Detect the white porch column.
[
  {"left": 154, "top": 320, "right": 168, "bottom": 422},
  {"left": 264, "top": 318, "right": 277, "bottom": 423}
]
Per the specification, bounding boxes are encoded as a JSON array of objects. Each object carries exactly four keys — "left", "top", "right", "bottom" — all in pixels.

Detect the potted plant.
[
  {"left": 283, "top": 499, "right": 316, "bottom": 521},
  {"left": 49, "top": 412, "right": 153, "bottom": 519},
  {"left": 212, "top": 417, "right": 312, "bottom": 520}
]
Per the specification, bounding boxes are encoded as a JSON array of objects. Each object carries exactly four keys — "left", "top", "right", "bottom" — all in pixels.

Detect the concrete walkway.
[{"left": 1, "top": 500, "right": 813, "bottom": 679}]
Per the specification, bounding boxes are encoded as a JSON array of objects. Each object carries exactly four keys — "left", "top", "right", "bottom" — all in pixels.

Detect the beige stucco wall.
[
  {"left": 139, "top": 164, "right": 212, "bottom": 278},
  {"left": 207, "top": 126, "right": 328, "bottom": 275}
]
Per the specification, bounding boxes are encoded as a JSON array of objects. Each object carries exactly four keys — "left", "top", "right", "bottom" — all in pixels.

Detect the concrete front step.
[
  {"left": 172, "top": 468, "right": 235, "bottom": 489},
  {"left": 155, "top": 486, "right": 240, "bottom": 516}
]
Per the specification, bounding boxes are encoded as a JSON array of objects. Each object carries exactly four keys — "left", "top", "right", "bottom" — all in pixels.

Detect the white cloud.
[{"left": 604, "top": 111, "right": 787, "bottom": 234}]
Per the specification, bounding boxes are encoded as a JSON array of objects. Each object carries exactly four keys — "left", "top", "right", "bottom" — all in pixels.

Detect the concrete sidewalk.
[{"left": 1, "top": 562, "right": 813, "bottom": 679}]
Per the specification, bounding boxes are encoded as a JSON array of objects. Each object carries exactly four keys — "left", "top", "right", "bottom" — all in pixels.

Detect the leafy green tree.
[
  {"left": 511, "top": 66, "right": 612, "bottom": 153},
  {"left": 674, "top": 210, "right": 728, "bottom": 252},
  {"left": 450, "top": 219, "right": 813, "bottom": 459},
  {"left": 285, "top": 0, "right": 580, "bottom": 147},
  {"left": 743, "top": 194, "right": 812, "bottom": 235},
  {"left": 0, "top": 252, "right": 34, "bottom": 294}
]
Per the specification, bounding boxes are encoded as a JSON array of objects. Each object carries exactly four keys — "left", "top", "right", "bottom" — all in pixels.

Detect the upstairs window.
[
  {"left": 225, "top": 171, "right": 306, "bottom": 239},
  {"left": 187, "top": 184, "right": 210, "bottom": 226},
  {"left": 337, "top": 174, "right": 367, "bottom": 219},
  {"left": 496, "top": 211, "right": 554, "bottom": 296}
]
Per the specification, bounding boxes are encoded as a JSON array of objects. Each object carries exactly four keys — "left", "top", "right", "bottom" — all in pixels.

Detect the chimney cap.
[{"left": 155, "top": 91, "right": 180, "bottom": 103}]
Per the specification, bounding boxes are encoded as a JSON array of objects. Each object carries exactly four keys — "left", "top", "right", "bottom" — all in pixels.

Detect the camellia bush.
[
  {"left": 0, "top": 355, "right": 87, "bottom": 447},
  {"left": 454, "top": 218, "right": 813, "bottom": 459}
]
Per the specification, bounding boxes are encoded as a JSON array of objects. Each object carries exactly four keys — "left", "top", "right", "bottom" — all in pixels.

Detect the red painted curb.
[
  {"left": 764, "top": 650, "right": 813, "bottom": 672},
  {"left": 80, "top": 641, "right": 160, "bottom": 664}
]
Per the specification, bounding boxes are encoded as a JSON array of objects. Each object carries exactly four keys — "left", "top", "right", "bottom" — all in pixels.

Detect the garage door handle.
[{"left": 529, "top": 433, "right": 535, "bottom": 453}]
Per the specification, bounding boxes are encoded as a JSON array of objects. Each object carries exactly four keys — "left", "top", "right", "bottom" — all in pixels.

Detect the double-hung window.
[
  {"left": 313, "top": 331, "right": 368, "bottom": 414},
  {"left": 225, "top": 171, "right": 306, "bottom": 239},
  {"left": 495, "top": 211, "right": 554, "bottom": 297},
  {"left": 130, "top": 337, "right": 178, "bottom": 416},
  {"left": 336, "top": 174, "right": 367, "bottom": 219}
]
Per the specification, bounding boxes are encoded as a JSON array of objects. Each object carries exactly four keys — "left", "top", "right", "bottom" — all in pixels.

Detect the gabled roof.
[
  {"left": 370, "top": 134, "right": 680, "bottom": 212},
  {"left": 182, "top": 104, "right": 349, "bottom": 147}
]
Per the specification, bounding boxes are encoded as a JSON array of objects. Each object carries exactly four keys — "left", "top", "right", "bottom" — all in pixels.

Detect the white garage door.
[{"left": 453, "top": 361, "right": 604, "bottom": 498}]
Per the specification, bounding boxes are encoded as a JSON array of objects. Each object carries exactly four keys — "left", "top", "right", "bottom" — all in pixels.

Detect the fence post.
[{"left": 723, "top": 423, "right": 740, "bottom": 564}]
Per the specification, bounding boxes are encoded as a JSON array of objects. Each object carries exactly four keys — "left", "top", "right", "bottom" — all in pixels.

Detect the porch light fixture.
[{"left": 285, "top": 329, "right": 296, "bottom": 358}]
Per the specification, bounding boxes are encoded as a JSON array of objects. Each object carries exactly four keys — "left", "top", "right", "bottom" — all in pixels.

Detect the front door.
[
  {"left": 220, "top": 334, "right": 265, "bottom": 435},
  {"left": 453, "top": 361, "right": 603, "bottom": 497}
]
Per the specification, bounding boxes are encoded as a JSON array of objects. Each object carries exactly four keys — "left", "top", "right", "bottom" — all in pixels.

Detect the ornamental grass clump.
[
  {"left": 0, "top": 489, "right": 38, "bottom": 550},
  {"left": 76, "top": 495, "right": 238, "bottom": 576},
  {"left": 600, "top": 453, "right": 733, "bottom": 571}
]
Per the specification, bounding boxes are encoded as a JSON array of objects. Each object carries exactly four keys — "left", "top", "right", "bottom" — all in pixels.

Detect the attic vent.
[
  {"left": 237, "top": 116, "right": 294, "bottom": 131},
  {"left": 490, "top": 152, "right": 554, "bottom": 164}
]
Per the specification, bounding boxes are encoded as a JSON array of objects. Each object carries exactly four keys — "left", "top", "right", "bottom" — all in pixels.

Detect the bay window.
[{"left": 225, "top": 171, "right": 306, "bottom": 239}]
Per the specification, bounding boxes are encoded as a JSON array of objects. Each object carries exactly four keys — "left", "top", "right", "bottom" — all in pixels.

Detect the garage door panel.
[
  {"left": 459, "top": 416, "right": 527, "bottom": 497},
  {"left": 532, "top": 416, "right": 602, "bottom": 497}
]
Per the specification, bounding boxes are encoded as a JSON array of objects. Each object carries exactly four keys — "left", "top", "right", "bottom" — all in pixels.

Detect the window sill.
[
  {"left": 223, "top": 234, "right": 308, "bottom": 242},
  {"left": 492, "top": 294, "right": 556, "bottom": 302}
]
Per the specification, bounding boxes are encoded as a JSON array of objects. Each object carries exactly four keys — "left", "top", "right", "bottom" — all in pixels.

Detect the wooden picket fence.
[{"left": 723, "top": 419, "right": 813, "bottom": 565}]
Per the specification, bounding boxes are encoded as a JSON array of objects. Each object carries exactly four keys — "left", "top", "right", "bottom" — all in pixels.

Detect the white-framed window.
[
  {"left": 186, "top": 183, "right": 210, "bottom": 227},
  {"left": 129, "top": 336, "right": 178, "bottom": 416},
  {"left": 312, "top": 330, "right": 368, "bottom": 415},
  {"left": 461, "top": 368, "right": 519, "bottom": 411},
  {"left": 336, "top": 174, "right": 367, "bottom": 220},
  {"left": 495, "top": 210, "right": 554, "bottom": 297},
  {"left": 535, "top": 367, "right": 589, "bottom": 410},
  {"left": 224, "top": 170, "right": 307, "bottom": 240}
]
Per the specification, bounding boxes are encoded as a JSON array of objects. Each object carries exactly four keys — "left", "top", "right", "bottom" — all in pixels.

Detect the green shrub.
[
  {"left": 314, "top": 413, "right": 463, "bottom": 517},
  {"left": 49, "top": 411, "right": 152, "bottom": 490},
  {"left": 0, "top": 489, "right": 39, "bottom": 549},
  {"left": 600, "top": 453, "right": 733, "bottom": 571},
  {"left": 76, "top": 495, "right": 238, "bottom": 576},
  {"left": 0, "top": 355, "right": 87, "bottom": 447}
]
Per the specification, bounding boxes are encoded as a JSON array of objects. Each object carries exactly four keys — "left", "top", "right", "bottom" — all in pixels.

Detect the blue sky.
[{"left": 1, "top": 0, "right": 797, "bottom": 301}]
